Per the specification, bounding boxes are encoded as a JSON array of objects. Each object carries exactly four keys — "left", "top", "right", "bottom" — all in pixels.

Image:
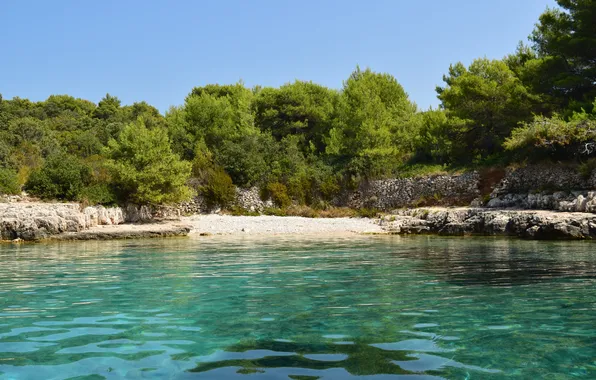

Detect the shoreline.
[{"left": 1, "top": 208, "right": 590, "bottom": 242}]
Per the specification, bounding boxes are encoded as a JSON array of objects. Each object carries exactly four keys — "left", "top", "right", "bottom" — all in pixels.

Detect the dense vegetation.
[{"left": 0, "top": 0, "right": 594, "bottom": 208}]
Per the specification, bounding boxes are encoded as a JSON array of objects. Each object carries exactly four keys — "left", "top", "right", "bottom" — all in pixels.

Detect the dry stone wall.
[{"left": 345, "top": 172, "right": 481, "bottom": 210}]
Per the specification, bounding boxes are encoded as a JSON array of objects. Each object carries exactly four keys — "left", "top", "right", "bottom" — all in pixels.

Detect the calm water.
[{"left": 0, "top": 235, "right": 595, "bottom": 379}]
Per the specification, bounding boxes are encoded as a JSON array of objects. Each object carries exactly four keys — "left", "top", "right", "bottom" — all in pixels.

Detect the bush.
[
  {"left": 318, "top": 175, "right": 341, "bottom": 201},
  {"left": 105, "top": 120, "right": 192, "bottom": 204},
  {"left": 504, "top": 114, "right": 596, "bottom": 161},
  {"left": 286, "top": 174, "right": 311, "bottom": 205},
  {"left": 263, "top": 182, "right": 292, "bottom": 208},
  {"left": 0, "top": 168, "right": 20, "bottom": 195},
  {"left": 578, "top": 158, "right": 596, "bottom": 179},
  {"left": 25, "top": 153, "right": 91, "bottom": 200},
  {"left": 79, "top": 183, "right": 117, "bottom": 205},
  {"left": 199, "top": 167, "right": 236, "bottom": 209}
]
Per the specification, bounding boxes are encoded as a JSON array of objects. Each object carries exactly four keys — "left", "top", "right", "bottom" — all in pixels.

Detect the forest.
[{"left": 0, "top": 0, "right": 594, "bottom": 209}]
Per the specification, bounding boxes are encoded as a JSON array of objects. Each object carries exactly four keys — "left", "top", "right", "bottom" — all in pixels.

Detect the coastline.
[{"left": 19, "top": 208, "right": 596, "bottom": 242}]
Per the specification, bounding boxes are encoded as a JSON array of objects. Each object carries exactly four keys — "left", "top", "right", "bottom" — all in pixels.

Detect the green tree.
[
  {"left": 0, "top": 168, "right": 20, "bottom": 195},
  {"left": 326, "top": 67, "right": 417, "bottom": 177},
  {"left": 105, "top": 119, "right": 192, "bottom": 204},
  {"left": 42, "top": 95, "right": 96, "bottom": 118},
  {"left": 93, "top": 94, "right": 122, "bottom": 120},
  {"left": 25, "top": 153, "right": 91, "bottom": 200},
  {"left": 254, "top": 81, "right": 339, "bottom": 152},
  {"left": 529, "top": 0, "right": 596, "bottom": 111},
  {"left": 189, "top": 82, "right": 255, "bottom": 130},
  {"left": 437, "top": 58, "right": 538, "bottom": 160},
  {"left": 215, "top": 133, "right": 276, "bottom": 187}
]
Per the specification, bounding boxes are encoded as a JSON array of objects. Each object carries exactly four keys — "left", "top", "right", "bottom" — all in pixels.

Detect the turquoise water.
[{"left": 0, "top": 235, "right": 595, "bottom": 379}]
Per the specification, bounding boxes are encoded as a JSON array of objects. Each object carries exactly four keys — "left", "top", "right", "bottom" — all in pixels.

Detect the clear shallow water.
[{"left": 0, "top": 235, "right": 595, "bottom": 379}]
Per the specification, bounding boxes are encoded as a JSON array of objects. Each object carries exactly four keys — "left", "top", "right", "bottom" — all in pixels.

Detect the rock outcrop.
[
  {"left": 380, "top": 208, "right": 596, "bottom": 240},
  {"left": 0, "top": 203, "right": 88, "bottom": 241},
  {"left": 486, "top": 191, "right": 596, "bottom": 213},
  {"left": 51, "top": 224, "right": 192, "bottom": 240},
  {"left": 0, "top": 203, "right": 131, "bottom": 241},
  {"left": 0, "top": 202, "right": 193, "bottom": 241}
]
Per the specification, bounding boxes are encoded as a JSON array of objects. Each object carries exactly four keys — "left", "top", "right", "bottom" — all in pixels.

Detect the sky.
[{"left": 1, "top": 0, "right": 556, "bottom": 113}]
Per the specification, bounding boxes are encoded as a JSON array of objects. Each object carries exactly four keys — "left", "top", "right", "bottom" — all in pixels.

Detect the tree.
[
  {"left": 437, "top": 58, "right": 538, "bottom": 160},
  {"left": 326, "top": 67, "right": 417, "bottom": 177},
  {"left": 93, "top": 94, "right": 122, "bottom": 120},
  {"left": 189, "top": 82, "right": 256, "bottom": 135},
  {"left": 25, "top": 153, "right": 91, "bottom": 200},
  {"left": 42, "top": 95, "right": 95, "bottom": 118},
  {"left": 105, "top": 119, "right": 192, "bottom": 204},
  {"left": 254, "top": 81, "right": 339, "bottom": 152},
  {"left": 169, "top": 84, "right": 259, "bottom": 161},
  {"left": 529, "top": 0, "right": 596, "bottom": 111},
  {"left": 0, "top": 168, "right": 20, "bottom": 195}
]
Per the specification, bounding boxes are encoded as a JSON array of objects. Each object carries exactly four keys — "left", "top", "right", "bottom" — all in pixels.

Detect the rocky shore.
[
  {"left": 50, "top": 223, "right": 192, "bottom": 241},
  {"left": 2, "top": 163, "right": 596, "bottom": 242},
  {"left": 2, "top": 202, "right": 596, "bottom": 242},
  {"left": 381, "top": 208, "right": 596, "bottom": 240}
]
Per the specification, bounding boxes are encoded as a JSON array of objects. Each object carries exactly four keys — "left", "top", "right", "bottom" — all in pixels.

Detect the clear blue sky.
[{"left": 1, "top": 0, "right": 556, "bottom": 113}]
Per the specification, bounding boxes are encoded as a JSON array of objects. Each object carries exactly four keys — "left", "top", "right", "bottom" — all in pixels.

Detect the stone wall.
[
  {"left": 491, "top": 164, "right": 596, "bottom": 196},
  {"left": 345, "top": 172, "right": 481, "bottom": 210},
  {"left": 177, "top": 187, "right": 274, "bottom": 214}
]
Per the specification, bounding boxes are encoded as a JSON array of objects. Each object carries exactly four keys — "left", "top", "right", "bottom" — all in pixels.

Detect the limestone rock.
[{"left": 381, "top": 208, "right": 596, "bottom": 240}]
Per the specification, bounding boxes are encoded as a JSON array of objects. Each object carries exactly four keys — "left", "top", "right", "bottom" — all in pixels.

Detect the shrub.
[
  {"left": 105, "top": 120, "right": 192, "bottom": 204},
  {"left": 263, "top": 182, "right": 292, "bottom": 208},
  {"left": 25, "top": 153, "right": 91, "bottom": 200},
  {"left": 286, "top": 175, "right": 311, "bottom": 205},
  {"left": 0, "top": 168, "right": 20, "bottom": 195},
  {"left": 200, "top": 167, "right": 237, "bottom": 209},
  {"left": 356, "top": 208, "right": 380, "bottom": 218},
  {"left": 318, "top": 175, "right": 341, "bottom": 201},
  {"left": 79, "top": 183, "right": 117, "bottom": 205},
  {"left": 504, "top": 114, "right": 596, "bottom": 161},
  {"left": 578, "top": 158, "right": 596, "bottom": 179}
]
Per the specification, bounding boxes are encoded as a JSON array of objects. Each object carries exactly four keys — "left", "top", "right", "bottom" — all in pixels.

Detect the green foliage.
[
  {"left": 199, "top": 167, "right": 237, "bottom": 209},
  {"left": 504, "top": 103, "right": 596, "bottom": 160},
  {"left": 216, "top": 133, "right": 275, "bottom": 187},
  {"left": 0, "top": 168, "right": 21, "bottom": 195},
  {"left": 254, "top": 81, "right": 338, "bottom": 152},
  {"left": 529, "top": 0, "right": 596, "bottom": 111},
  {"left": 327, "top": 67, "right": 417, "bottom": 177},
  {"left": 355, "top": 208, "right": 380, "bottom": 218},
  {"left": 264, "top": 182, "right": 292, "bottom": 209},
  {"left": 578, "top": 158, "right": 596, "bottom": 179},
  {"left": 437, "top": 58, "right": 538, "bottom": 160},
  {"left": 318, "top": 175, "right": 341, "bottom": 201},
  {"left": 395, "top": 164, "right": 449, "bottom": 178},
  {"left": 105, "top": 120, "right": 192, "bottom": 204},
  {"left": 1, "top": 0, "right": 595, "bottom": 205},
  {"left": 25, "top": 153, "right": 91, "bottom": 201},
  {"left": 79, "top": 183, "right": 117, "bottom": 205}
]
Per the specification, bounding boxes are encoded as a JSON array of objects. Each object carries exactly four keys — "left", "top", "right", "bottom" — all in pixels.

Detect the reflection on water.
[
  {"left": 0, "top": 235, "right": 594, "bottom": 379},
  {"left": 388, "top": 237, "right": 596, "bottom": 286}
]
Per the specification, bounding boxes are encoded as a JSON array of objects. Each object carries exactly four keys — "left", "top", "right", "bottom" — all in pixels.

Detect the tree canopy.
[{"left": 1, "top": 0, "right": 595, "bottom": 208}]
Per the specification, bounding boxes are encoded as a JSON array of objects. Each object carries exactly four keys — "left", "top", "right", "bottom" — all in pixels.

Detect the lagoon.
[{"left": 0, "top": 236, "right": 594, "bottom": 379}]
